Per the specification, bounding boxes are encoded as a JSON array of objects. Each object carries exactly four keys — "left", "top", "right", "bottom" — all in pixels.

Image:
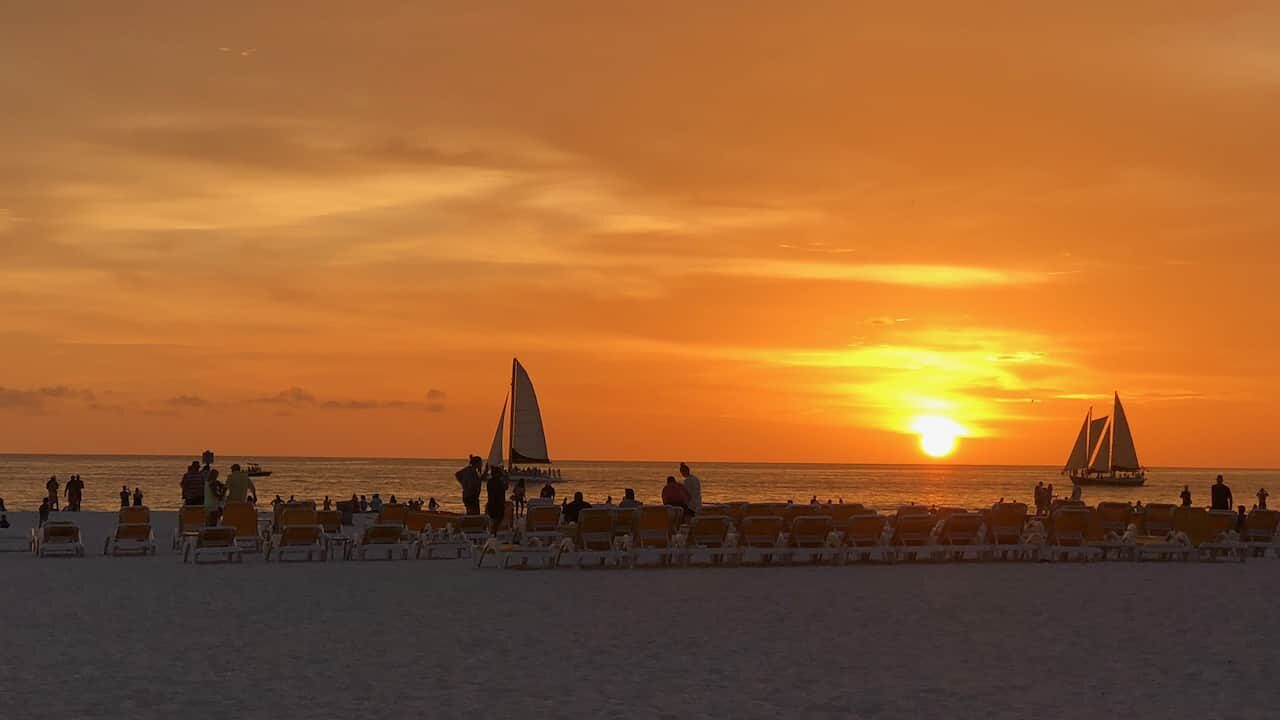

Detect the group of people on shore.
[{"left": 454, "top": 456, "right": 705, "bottom": 530}]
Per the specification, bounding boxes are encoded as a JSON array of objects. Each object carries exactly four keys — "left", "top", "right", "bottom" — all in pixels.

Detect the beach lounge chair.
[
  {"left": 737, "top": 515, "right": 785, "bottom": 565},
  {"left": 1244, "top": 509, "right": 1280, "bottom": 557},
  {"left": 892, "top": 513, "right": 939, "bottom": 562},
  {"left": 1096, "top": 502, "right": 1132, "bottom": 536},
  {"left": 563, "top": 508, "right": 618, "bottom": 568},
  {"left": 36, "top": 521, "right": 85, "bottom": 558},
  {"left": 1047, "top": 508, "right": 1102, "bottom": 562},
  {"left": 523, "top": 504, "right": 563, "bottom": 545},
  {"left": 410, "top": 511, "right": 471, "bottom": 559},
  {"left": 316, "top": 509, "right": 352, "bottom": 560},
  {"left": 844, "top": 514, "right": 891, "bottom": 562},
  {"left": 183, "top": 526, "right": 242, "bottom": 564},
  {"left": 266, "top": 508, "right": 325, "bottom": 561},
  {"left": 456, "top": 515, "right": 492, "bottom": 547},
  {"left": 938, "top": 512, "right": 988, "bottom": 561},
  {"left": 633, "top": 506, "right": 676, "bottom": 567},
  {"left": 353, "top": 523, "right": 413, "bottom": 560},
  {"left": 103, "top": 506, "right": 156, "bottom": 556},
  {"left": 683, "top": 515, "right": 734, "bottom": 567},
  {"left": 222, "top": 502, "right": 265, "bottom": 553},
  {"left": 987, "top": 502, "right": 1028, "bottom": 558},
  {"left": 1198, "top": 510, "right": 1246, "bottom": 562},
  {"left": 789, "top": 515, "right": 837, "bottom": 564},
  {"left": 171, "top": 505, "right": 208, "bottom": 550},
  {"left": 1140, "top": 503, "right": 1176, "bottom": 537}
]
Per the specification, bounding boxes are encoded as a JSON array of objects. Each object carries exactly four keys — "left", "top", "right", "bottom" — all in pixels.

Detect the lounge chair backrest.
[
  {"left": 846, "top": 515, "right": 887, "bottom": 545},
  {"left": 43, "top": 523, "right": 80, "bottom": 542},
  {"left": 739, "top": 516, "right": 784, "bottom": 547},
  {"left": 526, "top": 505, "right": 561, "bottom": 533},
  {"left": 611, "top": 508, "right": 640, "bottom": 538},
  {"left": 1205, "top": 510, "right": 1237, "bottom": 537},
  {"left": 179, "top": 506, "right": 207, "bottom": 532},
  {"left": 941, "top": 512, "right": 983, "bottom": 543},
  {"left": 637, "top": 506, "right": 671, "bottom": 547},
  {"left": 281, "top": 507, "right": 317, "bottom": 527},
  {"left": 361, "top": 524, "right": 404, "bottom": 544},
  {"left": 988, "top": 502, "right": 1028, "bottom": 539},
  {"left": 894, "top": 514, "right": 934, "bottom": 545},
  {"left": 1096, "top": 502, "right": 1132, "bottom": 531},
  {"left": 1244, "top": 509, "right": 1280, "bottom": 541},
  {"left": 316, "top": 510, "right": 342, "bottom": 533},
  {"left": 280, "top": 524, "right": 322, "bottom": 545},
  {"left": 1141, "top": 503, "right": 1176, "bottom": 535},
  {"left": 896, "top": 505, "right": 930, "bottom": 520},
  {"left": 119, "top": 506, "right": 150, "bottom": 525},
  {"left": 222, "top": 502, "right": 258, "bottom": 537},
  {"left": 688, "top": 515, "right": 731, "bottom": 548},
  {"left": 198, "top": 526, "right": 237, "bottom": 547},
  {"left": 116, "top": 523, "right": 151, "bottom": 541},
  {"left": 378, "top": 503, "right": 410, "bottom": 527},
  {"left": 791, "top": 516, "right": 833, "bottom": 547},
  {"left": 1051, "top": 507, "right": 1091, "bottom": 544},
  {"left": 576, "top": 509, "right": 615, "bottom": 550}
]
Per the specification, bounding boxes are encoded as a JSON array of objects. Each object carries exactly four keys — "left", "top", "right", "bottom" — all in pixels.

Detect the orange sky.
[{"left": 2, "top": 3, "right": 1278, "bottom": 465}]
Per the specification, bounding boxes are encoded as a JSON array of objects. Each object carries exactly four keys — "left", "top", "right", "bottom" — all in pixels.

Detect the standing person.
[
  {"left": 1180, "top": 485, "right": 1193, "bottom": 507},
  {"left": 132, "top": 487, "right": 143, "bottom": 507},
  {"left": 1033, "top": 481, "right": 1046, "bottom": 515},
  {"left": 485, "top": 467, "right": 508, "bottom": 534},
  {"left": 1237, "top": 505, "right": 1249, "bottom": 533},
  {"left": 539, "top": 480, "right": 555, "bottom": 501},
  {"left": 358, "top": 495, "right": 368, "bottom": 512},
  {"left": 45, "top": 475, "right": 59, "bottom": 511},
  {"left": 679, "top": 462, "right": 702, "bottom": 514},
  {"left": 66, "top": 474, "right": 84, "bottom": 511},
  {"left": 203, "top": 466, "right": 223, "bottom": 526},
  {"left": 224, "top": 464, "right": 256, "bottom": 504},
  {"left": 323, "top": 496, "right": 332, "bottom": 511},
  {"left": 119, "top": 485, "right": 131, "bottom": 508},
  {"left": 511, "top": 478, "right": 526, "bottom": 519},
  {"left": 1211, "top": 475, "right": 1233, "bottom": 511},
  {"left": 38, "top": 497, "right": 50, "bottom": 527},
  {"left": 427, "top": 497, "right": 439, "bottom": 512},
  {"left": 455, "top": 455, "right": 483, "bottom": 516},
  {"left": 181, "top": 461, "right": 203, "bottom": 506},
  {"left": 370, "top": 493, "right": 383, "bottom": 513},
  {"left": 1070, "top": 485, "right": 1082, "bottom": 502},
  {"left": 1257, "top": 488, "right": 1269, "bottom": 511}
]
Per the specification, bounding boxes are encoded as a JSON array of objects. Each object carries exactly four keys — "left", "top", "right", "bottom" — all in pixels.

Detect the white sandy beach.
[{"left": 0, "top": 511, "right": 1275, "bottom": 719}]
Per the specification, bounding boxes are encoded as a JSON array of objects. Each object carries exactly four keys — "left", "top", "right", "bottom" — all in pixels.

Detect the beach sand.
[{"left": 0, "top": 512, "right": 1273, "bottom": 719}]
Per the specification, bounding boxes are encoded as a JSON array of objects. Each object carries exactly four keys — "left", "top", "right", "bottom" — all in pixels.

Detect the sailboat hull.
[
  {"left": 1069, "top": 473, "right": 1146, "bottom": 487},
  {"left": 509, "top": 469, "right": 565, "bottom": 484}
]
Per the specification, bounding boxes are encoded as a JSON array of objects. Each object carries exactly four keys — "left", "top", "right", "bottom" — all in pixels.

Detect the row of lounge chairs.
[{"left": 476, "top": 500, "right": 1280, "bottom": 569}]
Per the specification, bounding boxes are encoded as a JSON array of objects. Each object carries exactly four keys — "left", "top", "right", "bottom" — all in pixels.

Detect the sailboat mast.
[
  {"left": 508, "top": 358, "right": 517, "bottom": 469},
  {"left": 1108, "top": 393, "right": 1117, "bottom": 475}
]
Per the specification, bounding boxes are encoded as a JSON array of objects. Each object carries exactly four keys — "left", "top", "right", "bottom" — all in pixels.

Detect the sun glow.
[{"left": 912, "top": 415, "right": 964, "bottom": 459}]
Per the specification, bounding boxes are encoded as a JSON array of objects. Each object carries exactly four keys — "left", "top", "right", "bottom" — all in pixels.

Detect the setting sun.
[{"left": 912, "top": 415, "right": 964, "bottom": 459}]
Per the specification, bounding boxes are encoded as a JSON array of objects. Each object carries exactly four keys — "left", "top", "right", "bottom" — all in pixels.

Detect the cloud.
[
  {"left": 167, "top": 395, "right": 210, "bottom": 407},
  {"left": 0, "top": 385, "right": 95, "bottom": 411},
  {"left": 250, "top": 387, "right": 444, "bottom": 412}
]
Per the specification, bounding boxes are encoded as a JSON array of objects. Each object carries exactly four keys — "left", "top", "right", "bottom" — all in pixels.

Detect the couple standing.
[{"left": 662, "top": 463, "right": 702, "bottom": 517}]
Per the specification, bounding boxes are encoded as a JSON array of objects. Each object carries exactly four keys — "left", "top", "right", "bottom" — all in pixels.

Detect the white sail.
[
  {"left": 1064, "top": 411, "right": 1091, "bottom": 472},
  {"left": 1110, "top": 393, "right": 1141, "bottom": 472},
  {"left": 1088, "top": 415, "right": 1113, "bottom": 473},
  {"left": 486, "top": 395, "right": 507, "bottom": 469},
  {"left": 509, "top": 359, "right": 551, "bottom": 464}
]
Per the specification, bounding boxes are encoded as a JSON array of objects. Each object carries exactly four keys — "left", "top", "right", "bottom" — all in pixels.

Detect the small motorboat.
[{"left": 246, "top": 463, "right": 273, "bottom": 478}]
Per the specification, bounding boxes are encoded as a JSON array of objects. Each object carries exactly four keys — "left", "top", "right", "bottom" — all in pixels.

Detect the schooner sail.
[
  {"left": 482, "top": 358, "right": 563, "bottom": 483},
  {"left": 1063, "top": 392, "right": 1145, "bottom": 487}
]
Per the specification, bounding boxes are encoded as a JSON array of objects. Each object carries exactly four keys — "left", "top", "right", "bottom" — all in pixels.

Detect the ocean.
[{"left": 0, "top": 454, "right": 1275, "bottom": 513}]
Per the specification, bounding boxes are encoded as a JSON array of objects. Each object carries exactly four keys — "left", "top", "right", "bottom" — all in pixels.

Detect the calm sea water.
[{"left": 0, "top": 455, "right": 1276, "bottom": 513}]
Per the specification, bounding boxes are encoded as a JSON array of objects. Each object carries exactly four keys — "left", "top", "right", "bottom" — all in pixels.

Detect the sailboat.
[
  {"left": 1062, "top": 392, "right": 1145, "bottom": 487},
  {"left": 484, "top": 358, "right": 564, "bottom": 484}
]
